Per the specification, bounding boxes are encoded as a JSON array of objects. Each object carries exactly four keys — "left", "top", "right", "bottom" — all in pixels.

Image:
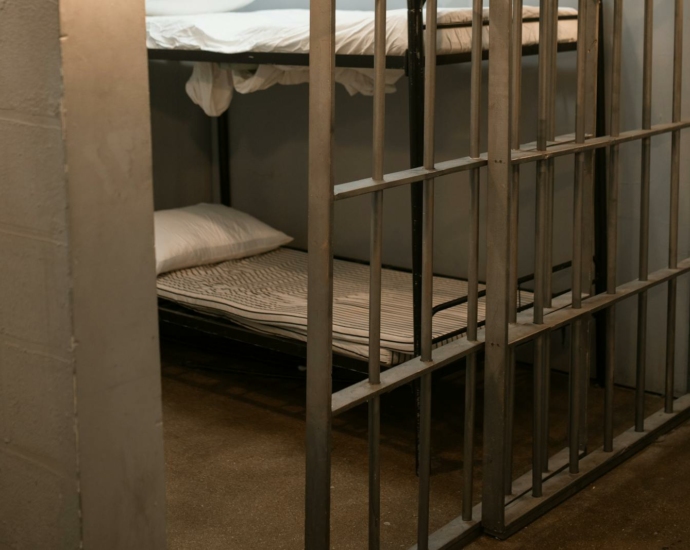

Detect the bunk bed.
[{"left": 147, "top": 3, "right": 581, "bottom": 371}]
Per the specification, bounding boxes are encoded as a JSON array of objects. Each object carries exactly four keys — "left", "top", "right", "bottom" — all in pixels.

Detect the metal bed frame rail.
[{"left": 307, "top": 0, "right": 690, "bottom": 549}]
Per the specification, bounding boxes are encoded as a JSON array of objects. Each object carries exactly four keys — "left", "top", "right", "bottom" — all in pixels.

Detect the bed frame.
[{"left": 148, "top": 1, "right": 591, "bottom": 372}]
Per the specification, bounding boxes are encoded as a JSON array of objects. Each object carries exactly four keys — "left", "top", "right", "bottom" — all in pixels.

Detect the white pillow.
[
  {"left": 154, "top": 203, "right": 293, "bottom": 275},
  {"left": 146, "top": 0, "right": 255, "bottom": 16}
]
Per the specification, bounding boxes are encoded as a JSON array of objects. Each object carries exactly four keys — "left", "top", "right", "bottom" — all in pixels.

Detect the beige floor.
[{"left": 161, "top": 339, "right": 683, "bottom": 550}]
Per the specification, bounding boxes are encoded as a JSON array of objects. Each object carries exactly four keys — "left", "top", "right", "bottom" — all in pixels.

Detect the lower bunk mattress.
[{"left": 157, "top": 248, "right": 534, "bottom": 366}]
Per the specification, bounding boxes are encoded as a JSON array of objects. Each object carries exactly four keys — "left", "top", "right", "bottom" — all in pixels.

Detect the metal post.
[
  {"left": 368, "top": 1, "right": 386, "bottom": 547},
  {"left": 604, "top": 0, "right": 623, "bottom": 452},
  {"left": 636, "top": 0, "right": 654, "bottom": 432},
  {"left": 463, "top": 0, "right": 483, "bottom": 522},
  {"left": 569, "top": 0, "right": 589, "bottom": 475},
  {"left": 482, "top": 0, "right": 512, "bottom": 535},
  {"left": 305, "top": 0, "right": 335, "bottom": 547},
  {"left": 666, "top": 0, "right": 684, "bottom": 414},
  {"left": 418, "top": 2, "right": 437, "bottom": 548},
  {"left": 407, "top": 0, "right": 425, "bottom": 358},
  {"left": 218, "top": 110, "right": 231, "bottom": 207},
  {"left": 532, "top": 0, "right": 555, "bottom": 496},
  {"left": 506, "top": 0, "right": 524, "bottom": 497}
]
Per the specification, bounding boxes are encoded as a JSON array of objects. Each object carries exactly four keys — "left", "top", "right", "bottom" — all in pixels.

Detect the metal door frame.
[{"left": 306, "top": 0, "right": 690, "bottom": 548}]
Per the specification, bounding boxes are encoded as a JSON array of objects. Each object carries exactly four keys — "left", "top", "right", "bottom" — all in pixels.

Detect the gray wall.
[
  {"left": 1, "top": 0, "right": 167, "bottom": 547},
  {"left": 151, "top": 0, "right": 690, "bottom": 393}
]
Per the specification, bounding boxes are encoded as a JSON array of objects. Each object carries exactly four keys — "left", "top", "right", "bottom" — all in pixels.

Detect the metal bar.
[
  {"left": 531, "top": 0, "right": 555, "bottom": 494},
  {"left": 334, "top": 121, "right": 690, "bottom": 201},
  {"left": 543, "top": 334, "right": 551, "bottom": 473},
  {"left": 369, "top": 203, "right": 383, "bottom": 377},
  {"left": 666, "top": 0, "right": 684, "bottom": 414},
  {"left": 368, "top": 397, "right": 381, "bottom": 550},
  {"left": 305, "top": 0, "right": 335, "bottom": 546},
  {"left": 218, "top": 110, "right": 231, "bottom": 207},
  {"left": 418, "top": 373, "right": 433, "bottom": 550},
  {"left": 544, "top": 0, "right": 558, "bottom": 309},
  {"left": 568, "top": 0, "right": 589, "bottom": 475},
  {"left": 418, "top": 2, "right": 437, "bottom": 546},
  {"left": 593, "top": 0, "right": 608, "bottom": 388},
  {"left": 533, "top": 333, "right": 545, "bottom": 497},
  {"left": 421, "top": 0, "right": 438, "bottom": 363},
  {"left": 481, "top": 0, "right": 512, "bottom": 535},
  {"left": 506, "top": 0, "right": 524, "bottom": 497},
  {"left": 505, "top": 347, "right": 517, "bottom": 495},
  {"left": 488, "top": 393, "right": 690, "bottom": 539},
  {"left": 463, "top": 0, "right": 483, "bottom": 522},
  {"left": 333, "top": 258, "right": 690, "bottom": 416},
  {"left": 463, "top": 353, "right": 477, "bottom": 521},
  {"left": 407, "top": 0, "right": 425, "bottom": 360},
  {"left": 148, "top": 32, "right": 578, "bottom": 67},
  {"left": 604, "top": 0, "right": 623, "bottom": 452},
  {"left": 368, "top": 2, "right": 386, "bottom": 547},
  {"left": 635, "top": 0, "right": 654, "bottom": 433}
]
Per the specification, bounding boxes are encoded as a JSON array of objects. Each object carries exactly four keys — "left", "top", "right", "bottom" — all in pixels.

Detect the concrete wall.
[
  {"left": 151, "top": 0, "right": 690, "bottom": 393},
  {"left": 0, "top": 0, "right": 167, "bottom": 547}
]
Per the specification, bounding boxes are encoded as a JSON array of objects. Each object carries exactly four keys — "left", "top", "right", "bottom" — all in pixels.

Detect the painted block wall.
[{"left": 0, "top": 0, "right": 167, "bottom": 547}]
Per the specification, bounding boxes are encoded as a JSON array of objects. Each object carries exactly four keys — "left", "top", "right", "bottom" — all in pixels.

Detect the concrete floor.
[{"left": 161, "top": 338, "right": 688, "bottom": 550}]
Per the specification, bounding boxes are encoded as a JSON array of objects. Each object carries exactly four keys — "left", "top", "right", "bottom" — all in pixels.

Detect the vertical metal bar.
[
  {"left": 604, "top": 0, "right": 623, "bottom": 452},
  {"left": 635, "top": 0, "right": 653, "bottom": 433},
  {"left": 482, "top": 0, "right": 512, "bottom": 534},
  {"left": 532, "top": 0, "right": 554, "bottom": 495},
  {"left": 509, "top": 0, "right": 524, "bottom": 327},
  {"left": 463, "top": 354, "right": 477, "bottom": 520},
  {"left": 368, "top": 397, "right": 381, "bottom": 550},
  {"left": 569, "top": 0, "right": 588, "bottom": 475},
  {"left": 407, "top": 0, "right": 425, "bottom": 358},
  {"left": 505, "top": 0, "right": 524, "bottom": 496},
  {"left": 406, "top": 0, "right": 425, "bottom": 476},
  {"left": 544, "top": 0, "right": 558, "bottom": 310},
  {"left": 418, "top": 373, "right": 433, "bottom": 549},
  {"left": 463, "top": 0, "right": 483, "bottom": 521},
  {"left": 217, "top": 110, "right": 231, "bottom": 207},
  {"left": 305, "top": 0, "right": 335, "bottom": 547},
  {"left": 421, "top": 0, "right": 437, "bottom": 364},
  {"left": 533, "top": 333, "right": 545, "bottom": 497},
  {"left": 418, "top": 4, "right": 437, "bottom": 547},
  {"left": 540, "top": 0, "right": 560, "bottom": 473},
  {"left": 666, "top": 0, "right": 684, "bottom": 414},
  {"left": 580, "top": 0, "right": 600, "bottom": 454},
  {"left": 368, "top": 2, "right": 386, "bottom": 547},
  {"left": 594, "top": 1, "right": 609, "bottom": 388}
]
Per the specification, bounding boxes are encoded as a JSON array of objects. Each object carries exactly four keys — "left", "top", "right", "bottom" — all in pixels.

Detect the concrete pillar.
[{"left": 0, "top": 0, "right": 167, "bottom": 548}]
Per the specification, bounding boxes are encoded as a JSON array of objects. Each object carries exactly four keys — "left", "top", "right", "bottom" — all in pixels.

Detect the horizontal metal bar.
[
  {"left": 149, "top": 40, "right": 577, "bottom": 70},
  {"left": 436, "top": 41, "right": 577, "bottom": 66},
  {"left": 332, "top": 333, "right": 483, "bottom": 416},
  {"left": 510, "top": 257, "right": 690, "bottom": 347},
  {"left": 331, "top": 257, "right": 690, "bottom": 415},
  {"left": 148, "top": 49, "right": 408, "bottom": 70},
  {"left": 487, "top": 393, "right": 690, "bottom": 539},
  {"left": 334, "top": 156, "right": 486, "bottom": 200},
  {"left": 407, "top": 441, "right": 579, "bottom": 550},
  {"left": 513, "top": 121, "right": 690, "bottom": 164},
  {"left": 336, "top": 121, "right": 690, "bottom": 200}
]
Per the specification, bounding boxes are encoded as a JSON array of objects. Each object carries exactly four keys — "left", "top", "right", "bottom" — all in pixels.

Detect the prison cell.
[{"left": 306, "top": 0, "right": 690, "bottom": 548}]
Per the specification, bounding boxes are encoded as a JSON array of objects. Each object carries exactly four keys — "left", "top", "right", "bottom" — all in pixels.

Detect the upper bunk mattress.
[
  {"left": 146, "top": 7, "right": 578, "bottom": 57},
  {"left": 147, "top": 7, "right": 577, "bottom": 115},
  {"left": 157, "top": 248, "right": 534, "bottom": 366}
]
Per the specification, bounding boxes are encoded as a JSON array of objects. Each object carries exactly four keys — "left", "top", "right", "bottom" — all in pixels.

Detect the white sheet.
[{"left": 147, "top": 7, "right": 578, "bottom": 116}]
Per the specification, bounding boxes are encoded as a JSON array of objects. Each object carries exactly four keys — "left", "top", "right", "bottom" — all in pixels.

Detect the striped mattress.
[{"left": 157, "top": 248, "right": 533, "bottom": 366}]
